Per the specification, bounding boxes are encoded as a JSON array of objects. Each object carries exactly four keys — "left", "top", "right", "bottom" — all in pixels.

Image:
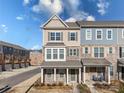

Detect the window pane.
[
  {"left": 47, "top": 49, "right": 51, "bottom": 59},
  {"left": 94, "top": 48, "right": 98, "bottom": 57},
  {"left": 108, "top": 30, "right": 112, "bottom": 39},
  {"left": 53, "top": 49, "right": 58, "bottom": 59},
  {"left": 56, "top": 32, "right": 60, "bottom": 40},
  {"left": 97, "top": 30, "right": 102, "bottom": 39},
  {"left": 86, "top": 30, "right": 92, "bottom": 40},
  {"left": 69, "top": 49, "right": 73, "bottom": 56},
  {"left": 73, "top": 49, "right": 77, "bottom": 55},
  {"left": 51, "top": 32, "right": 55, "bottom": 40},
  {"left": 85, "top": 47, "right": 88, "bottom": 54},
  {"left": 59, "top": 49, "right": 64, "bottom": 59},
  {"left": 122, "top": 48, "right": 124, "bottom": 57},
  {"left": 109, "top": 47, "right": 112, "bottom": 54},
  {"left": 70, "top": 32, "right": 76, "bottom": 41}
]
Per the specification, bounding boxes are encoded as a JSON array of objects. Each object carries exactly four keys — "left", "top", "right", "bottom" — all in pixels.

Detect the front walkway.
[{"left": 86, "top": 80, "right": 99, "bottom": 93}]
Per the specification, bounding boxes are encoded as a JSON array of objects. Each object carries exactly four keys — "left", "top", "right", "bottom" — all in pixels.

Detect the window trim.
[
  {"left": 86, "top": 29, "right": 92, "bottom": 40},
  {"left": 94, "top": 47, "right": 104, "bottom": 58},
  {"left": 122, "top": 29, "right": 124, "bottom": 38},
  {"left": 69, "top": 32, "right": 76, "bottom": 41},
  {"left": 45, "top": 48, "right": 66, "bottom": 61},
  {"left": 49, "top": 32, "right": 62, "bottom": 42},
  {"left": 106, "top": 29, "right": 113, "bottom": 40},
  {"left": 96, "top": 29, "right": 103, "bottom": 40},
  {"left": 69, "top": 48, "right": 78, "bottom": 56}
]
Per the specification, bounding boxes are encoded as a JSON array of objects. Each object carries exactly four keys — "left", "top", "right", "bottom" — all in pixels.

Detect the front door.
[
  {"left": 122, "top": 67, "right": 124, "bottom": 80},
  {"left": 70, "top": 69, "right": 77, "bottom": 83}
]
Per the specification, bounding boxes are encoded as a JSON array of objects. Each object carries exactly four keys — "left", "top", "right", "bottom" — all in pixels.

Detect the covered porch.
[
  {"left": 40, "top": 61, "right": 82, "bottom": 84},
  {"left": 82, "top": 58, "right": 111, "bottom": 84},
  {"left": 117, "top": 59, "right": 124, "bottom": 81}
]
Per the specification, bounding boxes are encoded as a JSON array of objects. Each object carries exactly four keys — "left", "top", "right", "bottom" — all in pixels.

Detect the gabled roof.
[{"left": 42, "top": 14, "right": 69, "bottom": 28}]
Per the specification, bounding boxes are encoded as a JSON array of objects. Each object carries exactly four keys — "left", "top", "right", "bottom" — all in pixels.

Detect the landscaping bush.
[
  {"left": 118, "top": 84, "right": 124, "bottom": 93},
  {"left": 58, "top": 82, "right": 64, "bottom": 86},
  {"left": 77, "top": 84, "right": 91, "bottom": 93}
]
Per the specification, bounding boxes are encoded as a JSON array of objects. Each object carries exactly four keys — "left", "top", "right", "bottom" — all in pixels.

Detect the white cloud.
[
  {"left": 86, "top": 16, "right": 95, "bottom": 21},
  {"left": 32, "top": 0, "right": 63, "bottom": 14},
  {"left": 23, "top": 0, "right": 30, "bottom": 5},
  {"left": 97, "top": 0, "right": 109, "bottom": 15},
  {"left": 65, "top": 17, "right": 76, "bottom": 22},
  {"left": 16, "top": 16, "right": 24, "bottom": 20},
  {"left": 0, "top": 24, "right": 8, "bottom": 33},
  {"left": 31, "top": 44, "right": 41, "bottom": 50}
]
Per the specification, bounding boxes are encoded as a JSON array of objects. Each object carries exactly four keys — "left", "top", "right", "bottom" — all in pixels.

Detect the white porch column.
[
  {"left": 79, "top": 68, "right": 81, "bottom": 83},
  {"left": 83, "top": 66, "right": 86, "bottom": 83},
  {"left": 108, "top": 66, "right": 110, "bottom": 84},
  {"left": 54, "top": 68, "right": 56, "bottom": 82},
  {"left": 41, "top": 68, "right": 43, "bottom": 83},
  {"left": 66, "top": 68, "right": 69, "bottom": 84}
]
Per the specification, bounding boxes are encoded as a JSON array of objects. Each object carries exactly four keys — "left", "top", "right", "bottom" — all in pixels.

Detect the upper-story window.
[
  {"left": 45, "top": 48, "right": 65, "bottom": 61},
  {"left": 69, "top": 48, "right": 79, "bottom": 56},
  {"left": 109, "top": 47, "right": 113, "bottom": 54},
  {"left": 120, "top": 47, "right": 124, "bottom": 58},
  {"left": 86, "top": 29, "right": 92, "bottom": 40},
  {"left": 49, "top": 32, "right": 62, "bottom": 41},
  {"left": 96, "top": 29, "right": 103, "bottom": 40},
  {"left": 68, "top": 32, "right": 77, "bottom": 41},
  {"left": 107, "top": 29, "right": 113, "bottom": 40},
  {"left": 94, "top": 47, "right": 104, "bottom": 58},
  {"left": 122, "top": 29, "right": 124, "bottom": 38}
]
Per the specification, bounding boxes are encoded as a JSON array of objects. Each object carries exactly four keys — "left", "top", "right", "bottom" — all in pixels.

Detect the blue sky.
[{"left": 0, "top": 0, "right": 124, "bottom": 49}]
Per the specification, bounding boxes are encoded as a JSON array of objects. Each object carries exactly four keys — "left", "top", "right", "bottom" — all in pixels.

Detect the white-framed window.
[
  {"left": 45, "top": 48, "right": 65, "bottom": 61},
  {"left": 94, "top": 47, "right": 104, "bottom": 58},
  {"left": 122, "top": 29, "right": 124, "bottom": 38},
  {"left": 84, "top": 47, "right": 88, "bottom": 54},
  {"left": 69, "top": 32, "right": 77, "bottom": 41},
  {"left": 86, "top": 29, "right": 92, "bottom": 40},
  {"left": 106, "top": 29, "right": 113, "bottom": 40},
  {"left": 49, "top": 32, "right": 62, "bottom": 41},
  {"left": 96, "top": 29, "right": 103, "bottom": 40},
  {"left": 69, "top": 48, "right": 78, "bottom": 56},
  {"left": 109, "top": 47, "right": 113, "bottom": 54}
]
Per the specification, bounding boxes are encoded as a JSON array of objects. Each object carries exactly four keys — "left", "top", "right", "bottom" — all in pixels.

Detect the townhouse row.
[
  {"left": 0, "top": 41, "right": 30, "bottom": 71},
  {"left": 40, "top": 15, "right": 124, "bottom": 84}
]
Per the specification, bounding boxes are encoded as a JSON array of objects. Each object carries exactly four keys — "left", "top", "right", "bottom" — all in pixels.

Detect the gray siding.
[
  {"left": 81, "top": 28, "right": 117, "bottom": 45},
  {"left": 117, "top": 28, "right": 124, "bottom": 45}
]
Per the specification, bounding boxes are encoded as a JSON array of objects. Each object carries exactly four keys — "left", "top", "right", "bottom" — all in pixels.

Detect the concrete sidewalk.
[
  {"left": 7, "top": 73, "right": 40, "bottom": 93},
  {"left": 0, "top": 66, "right": 40, "bottom": 80}
]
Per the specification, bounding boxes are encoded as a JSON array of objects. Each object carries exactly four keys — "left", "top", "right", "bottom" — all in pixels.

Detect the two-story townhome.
[
  {"left": 41, "top": 15, "right": 124, "bottom": 85},
  {"left": 41, "top": 15, "right": 82, "bottom": 84}
]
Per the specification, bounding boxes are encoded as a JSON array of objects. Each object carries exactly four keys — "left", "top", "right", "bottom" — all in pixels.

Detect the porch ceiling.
[
  {"left": 82, "top": 58, "right": 111, "bottom": 67},
  {"left": 40, "top": 60, "right": 82, "bottom": 68}
]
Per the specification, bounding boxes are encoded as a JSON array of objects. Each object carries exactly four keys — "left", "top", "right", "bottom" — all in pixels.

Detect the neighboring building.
[
  {"left": 41, "top": 15, "right": 124, "bottom": 84},
  {"left": 0, "top": 41, "right": 30, "bottom": 71},
  {"left": 30, "top": 50, "right": 42, "bottom": 65}
]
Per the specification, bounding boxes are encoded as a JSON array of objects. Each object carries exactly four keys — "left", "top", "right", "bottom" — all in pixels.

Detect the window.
[
  {"left": 107, "top": 29, "right": 113, "bottom": 40},
  {"left": 86, "top": 29, "right": 92, "bottom": 40},
  {"left": 59, "top": 49, "right": 64, "bottom": 59},
  {"left": 110, "top": 65, "right": 113, "bottom": 76},
  {"left": 53, "top": 49, "right": 58, "bottom": 59},
  {"left": 121, "top": 47, "right": 124, "bottom": 57},
  {"left": 50, "top": 32, "right": 61, "bottom": 41},
  {"left": 109, "top": 47, "right": 113, "bottom": 54},
  {"left": 94, "top": 47, "right": 104, "bottom": 58},
  {"left": 45, "top": 48, "right": 65, "bottom": 61},
  {"left": 69, "top": 32, "right": 76, "bottom": 41},
  {"left": 69, "top": 48, "right": 78, "bottom": 56},
  {"left": 46, "top": 49, "right": 51, "bottom": 59},
  {"left": 84, "top": 47, "right": 88, "bottom": 54},
  {"left": 96, "top": 29, "right": 102, "bottom": 40},
  {"left": 122, "top": 29, "right": 124, "bottom": 38}
]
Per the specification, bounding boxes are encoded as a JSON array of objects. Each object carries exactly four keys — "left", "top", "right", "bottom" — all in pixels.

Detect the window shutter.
[
  {"left": 68, "top": 32, "right": 70, "bottom": 41},
  {"left": 76, "top": 32, "right": 78, "bottom": 41},
  {"left": 77, "top": 49, "right": 79, "bottom": 56},
  {"left": 67, "top": 48, "right": 69, "bottom": 56},
  {"left": 48, "top": 32, "right": 51, "bottom": 41},
  {"left": 120, "top": 47, "right": 122, "bottom": 58},
  {"left": 61, "top": 32, "right": 63, "bottom": 41}
]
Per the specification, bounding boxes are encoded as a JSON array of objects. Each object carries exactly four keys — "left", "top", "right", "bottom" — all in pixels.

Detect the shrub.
[
  {"left": 52, "top": 83, "right": 57, "bottom": 86},
  {"left": 118, "top": 85, "right": 124, "bottom": 93},
  {"left": 77, "top": 84, "right": 91, "bottom": 93},
  {"left": 58, "top": 82, "right": 64, "bottom": 86}
]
